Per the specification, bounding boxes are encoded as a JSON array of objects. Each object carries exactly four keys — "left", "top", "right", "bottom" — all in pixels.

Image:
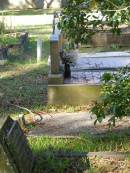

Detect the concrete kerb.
[{"left": 48, "top": 83, "right": 101, "bottom": 105}]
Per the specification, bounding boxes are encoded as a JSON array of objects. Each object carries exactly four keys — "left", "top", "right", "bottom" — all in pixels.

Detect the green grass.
[
  {"left": 79, "top": 45, "right": 130, "bottom": 53},
  {"left": 0, "top": 25, "right": 52, "bottom": 117},
  {"left": 0, "top": 9, "right": 61, "bottom": 16},
  {"left": 29, "top": 134, "right": 130, "bottom": 153},
  {"left": 0, "top": 34, "right": 18, "bottom": 46},
  {"left": 28, "top": 133, "right": 130, "bottom": 173}
]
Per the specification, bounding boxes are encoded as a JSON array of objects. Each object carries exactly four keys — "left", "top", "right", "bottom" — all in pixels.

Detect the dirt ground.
[{"left": 27, "top": 112, "right": 130, "bottom": 136}]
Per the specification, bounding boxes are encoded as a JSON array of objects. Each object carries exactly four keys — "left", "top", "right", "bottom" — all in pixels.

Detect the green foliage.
[
  {"left": 0, "top": 35, "right": 18, "bottom": 46},
  {"left": 110, "top": 43, "right": 120, "bottom": 51},
  {"left": 91, "top": 68, "right": 130, "bottom": 127},
  {"left": 58, "top": 0, "right": 130, "bottom": 44}
]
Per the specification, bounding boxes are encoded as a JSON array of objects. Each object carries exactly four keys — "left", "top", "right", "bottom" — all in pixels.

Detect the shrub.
[{"left": 91, "top": 68, "right": 130, "bottom": 127}]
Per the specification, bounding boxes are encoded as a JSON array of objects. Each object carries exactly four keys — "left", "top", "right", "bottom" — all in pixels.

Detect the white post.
[{"left": 37, "top": 38, "right": 43, "bottom": 63}]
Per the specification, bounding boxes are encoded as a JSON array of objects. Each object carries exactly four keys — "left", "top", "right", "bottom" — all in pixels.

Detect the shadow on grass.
[
  {"left": 28, "top": 132, "right": 130, "bottom": 173},
  {"left": 0, "top": 63, "right": 48, "bottom": 117},
  {"left": 32, "top": 147, "right": 90, "bottom": 173},
  {"left": 0, "top": 25, "right": 51, "bottom": 117}
]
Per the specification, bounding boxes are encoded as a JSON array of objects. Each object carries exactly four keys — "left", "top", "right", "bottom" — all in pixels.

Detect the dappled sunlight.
[
  {"left": 0, "top": 62, "right": 47, "bottom": 79},
  {"left": 0, "top": 63, "right": 48, "bottom": 116},
  {"left": 28, "top": 112, "right": 130, "bottom": 138},
  {"left": 0, "top": 19, "right": 52, "bottom": 117},
  {"left": 2, "top": 14, "right": 53, "bottom": 28}
]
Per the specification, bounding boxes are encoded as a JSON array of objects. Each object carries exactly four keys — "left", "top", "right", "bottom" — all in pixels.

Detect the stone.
[
  {"left": 33, "top": 0, "right": 44, "bottom": 8},
  {"left": 48, "top": 84, "right": 101, "bottom": 105},
  {"left": 49, "top": 34, "right": 64, "bottom": 84},
  {"left": 0, "top": 116, "right": 34, "bottom": 173},
  {"left": 48, "top": 73, "right": 63, "bottom": 84},
  {"left": 0, "top": 48, "right": 7, "bottom": 65},
  {"left": 50, "top": 34, "right": 60, "bottom": 74},
  {"left": 91, "top": 31, "right": 130, "bottom": 47},
  {"left": 37, "top": 38, "right": 43, "bottom": 63}
]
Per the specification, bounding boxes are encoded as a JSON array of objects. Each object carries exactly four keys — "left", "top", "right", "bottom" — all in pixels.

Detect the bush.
[
  {"left": 91, "top": 68, "right": 130, "bottom": 127},
  {"left": 58, "top": 0, "right": 130, "bottom": 45}
]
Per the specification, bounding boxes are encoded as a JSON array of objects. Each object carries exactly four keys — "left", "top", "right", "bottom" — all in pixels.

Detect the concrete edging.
[{"left": 48, "top": 83, "right": 101, "bottom": 105}]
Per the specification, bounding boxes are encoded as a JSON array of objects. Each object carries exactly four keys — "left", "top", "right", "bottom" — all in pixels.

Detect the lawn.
[
  {"left": 29, "top": 134, "right": 130, "bottom": 173},
  {"left": 0, "top": 25, "right": 52, "bottom": 117},
  {"left": 0, "top": 9, "right": 61, "bottom": 16},
  {"left": 79, "top": 44, "right": 130, "bottom": 53}
]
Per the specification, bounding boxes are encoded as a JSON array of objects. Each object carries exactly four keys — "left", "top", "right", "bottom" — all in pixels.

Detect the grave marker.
[
  {"left": 0, "top": 116, "right": 35, "bottom": 173},
  {"left": 48, "top": 34, "right": 63, "bottom": 84},
  {"left": 37, "top": 38, "right": 43, "bottom": 63}
]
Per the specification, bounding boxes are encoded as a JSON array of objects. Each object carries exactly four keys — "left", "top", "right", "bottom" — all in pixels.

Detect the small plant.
[
  {"left": 0, "top": 35, "right": 18, "bottom": 46},
  {"left": 91, "top": 67, "right": 130, "bottom": 127},
  {"left": 110, "top": 43, "right": 119, "bottom": 51}
]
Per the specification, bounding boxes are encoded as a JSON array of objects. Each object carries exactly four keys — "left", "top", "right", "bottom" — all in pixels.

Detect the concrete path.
[
  {"left": 0, "top": 14, "right": 53, "bottom": 27},
  {"left": 28, "top": 112, "right": 130, "bottom": 136}
]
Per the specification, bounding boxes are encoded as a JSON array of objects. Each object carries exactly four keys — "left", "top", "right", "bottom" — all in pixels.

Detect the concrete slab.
[
  {"left": 64, "top": 71, "right": 115, "bottom": 84},
  {"left": 48, "top": 84, "right": 101, "bottom": 105},
  {"left": 72, "top": 52, "right": 130, "bottom": 70},
  {"left": 48, "top": 51, "right": 130, "bottom": 105}
]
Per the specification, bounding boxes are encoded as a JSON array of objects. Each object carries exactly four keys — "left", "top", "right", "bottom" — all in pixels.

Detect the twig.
[
  {"left": 9, "top": 103, "right": 34, "bottom": 115},
  {"left": 8, "top": 103, "right": 43, "bottom": 123}
]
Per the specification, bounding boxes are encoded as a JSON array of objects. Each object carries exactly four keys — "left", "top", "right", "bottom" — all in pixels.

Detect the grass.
[
  {"left": 0, "top": 34, "right": 18, "bottom": 46},
  {"left": 29, "top": 133, "right": 130, "bottom": 153},
  {"left": 79, "top": 45, "right": 130, "bottom": 53},
  {"left": 28, "top": 133, "right": 130, "bottom": 173},
  {"left": 0, "top": 8, "right": 61, "bottom": 16},
  {"left": 0, "top": 25, "right": 52, "bottom": 117},
  {"left": 1, "top": 23, "right": 130, "bottom": 173}
]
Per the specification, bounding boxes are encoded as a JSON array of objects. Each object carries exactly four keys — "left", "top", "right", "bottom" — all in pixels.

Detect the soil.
[{"left": 27, "top": 112, "right": 130, "bottom": 136}]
